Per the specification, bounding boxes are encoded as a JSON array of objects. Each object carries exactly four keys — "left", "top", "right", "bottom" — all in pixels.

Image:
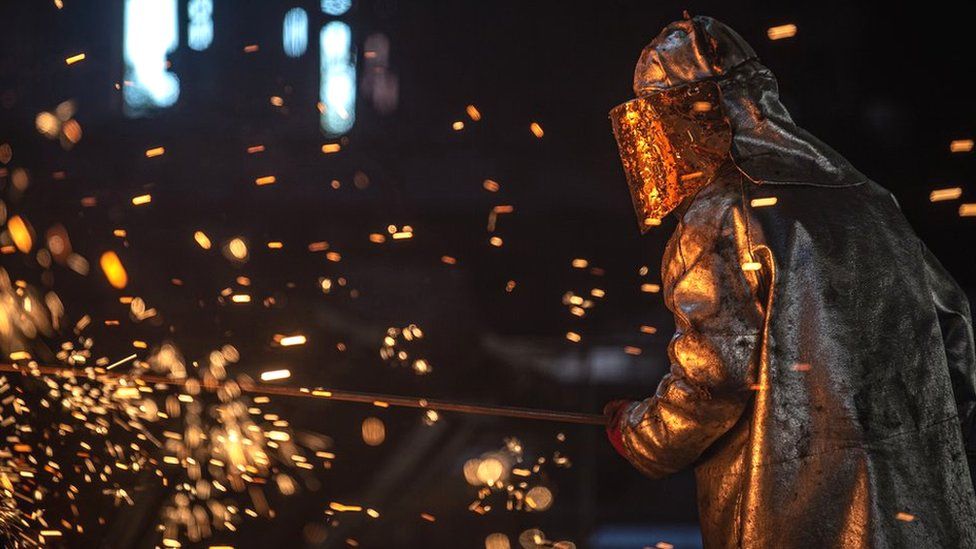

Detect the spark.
[
  {"left": 105, "top": 353, "right": 138, "bottom": 370},
  {"left": 145, "top": 146, "right": 165, "bottom": 158},
  {"left": 7, "top": 215, "right": 33, "bottom": 253},
  {"left": 767, "top": 24, "right": 797, "bottom": 40},
  {"left": 131, "top": 194, "right": 152, "bottom": 206},
  {"left": 276, "top": 334, "right": 307, "bottom": 347},
  {"left": 260, "top": 369, "right": 291, "bottom": 382},
  {"left": 950, "top": 139, "right": 974, "bottom": 153},
  {"left": 65, "top": 53, "right": 86, "bottom": 65},
  {"left": 466, "top": 105, "right": 482, "bottom": 121},
  {"left": 193, "top": 231, "right": 213, "bottom": 250},
  {"left": 529, "top": 122, "right": 544, "bottom": 138},
  {"left": 930, "top": 187, "right": 962, "bottom": 202},
  {"left": 750, "top": 197, "right": 778, "bottom": 207},
  {"left": 99, "top": 251, "right": 128, "bottom": 289}
]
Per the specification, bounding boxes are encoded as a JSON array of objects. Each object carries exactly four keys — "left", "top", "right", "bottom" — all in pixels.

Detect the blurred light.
[
  {"left": 225, "top": 237, "right": 248, "bottom": 261},
  {"left": 750, "top": 197, "right": 777, "bottom": 207},
  {"left": 485, "top": 533, "right": 511, "bottom": 549},
  {"left": 145, "top": 146, "right": 165, "bottom": 157},
  {"left": 476, "top": 455, "right": 507, "bottom": 485},
  {"left": 930, "top": 187, "right": 962, "bottom": 202},
  {"left": 36, "top": 112, "right": 60, "bottom": 138},
  {"left": 530, "top": 122, "right": 544, "bottom": 138},
  {"left": 99, "top": 251, "right": 128, "bottom": 289},
  {"left": 320, "top": 21, "right": 356, "bottom": 136},
  {"left": 187, "top": 0, "right": 213, "bottom": 51},
  {"left": 961, "top": 203, "right": 976, "bottom": 217},
  {"left": 525, "top": 486, "right": 553, "bottom": 511},
  {"left": 950, "top": 139, "right": 974, "bottom": 153},
  {"left": 7, "top": 215, "right": 33, "bottom": 253},
  {"left": 466, "top": 104, "right": 482, "bottom": 121},
  {"left": 283, "top": 8, "right": 309, "bottom": 58},
  {"left": 767, "top": 24, "right": 797, "bottom": 40},
  {"left": 321, "top": 0, "right": 351, "bottom": 15},
  {"left": 260, "top": 369, "right": 291, "bottom": 381},
  {"left": 65, "top": 52, "right": 86, "bottom": 65},
  {"left": 193, "top": 230, "right": 212, "bottom": 249},
  {"left": 277, "top": 334, "right": 307, "bottom": 347},
  {"left": 362, "top": 33, "right": 398, "bottom": 114},
  {"left": 131, "top": 193, "right": 152, "bottom": 206},
  {"left": 124, "top": 0, "right": 180, "bottom": 117},
  {"left": 361, "top": 417, "right": 385, "bottom": 446}
]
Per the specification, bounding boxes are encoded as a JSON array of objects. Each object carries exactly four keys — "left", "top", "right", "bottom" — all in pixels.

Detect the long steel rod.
[{"left": 0, "top": 362, "right": 607, "bottom": 426}]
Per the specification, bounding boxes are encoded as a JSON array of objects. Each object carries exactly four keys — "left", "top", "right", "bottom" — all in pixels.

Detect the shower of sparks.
[
  {"left": 379, "top": 324, "right": 432, "bottom": 375},
  {"left": 463, "top": 437, "right": 570, "bottom": 516}
]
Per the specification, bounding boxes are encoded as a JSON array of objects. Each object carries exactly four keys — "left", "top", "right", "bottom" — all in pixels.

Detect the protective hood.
[{"left": 613, "top": 14, "right": 866, "bottom": 225}]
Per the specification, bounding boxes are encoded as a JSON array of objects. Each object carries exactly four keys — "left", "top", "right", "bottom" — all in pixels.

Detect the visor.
[{"left": 610, "top": 80, "right": 732, "bottom": 232}]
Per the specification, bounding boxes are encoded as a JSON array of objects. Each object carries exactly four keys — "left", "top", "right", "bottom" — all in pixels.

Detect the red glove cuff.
[{"left": 603, "top": 400, "right": 632, "bottom": 457}]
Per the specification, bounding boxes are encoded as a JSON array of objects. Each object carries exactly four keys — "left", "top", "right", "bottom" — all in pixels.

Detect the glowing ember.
[
  {"left": 767, "top": 24, "right": 797, "bottom": 40},
  {"left": 750, "top": 197, "right": 778, "bottom": 207},
  {"left": 930, "top": 187, "right": 962, "bottom": 202},
  {"left": 194, "top": 231, "right": 213, "bottom": 249},
  {"left": 99, "top": 251, "right": 128, "bottom": 289},
  {"left": 7, "top": 215, "right": 33, "bottom": 253},
  {"left": 276, "top": 334, "right": 307, "bottom": 347},
  {"left": 260, "top": 369, "right": 292, "bottom": 381},
  {"left": 950, "top": 139, "right": 974, "bottom": 153}
]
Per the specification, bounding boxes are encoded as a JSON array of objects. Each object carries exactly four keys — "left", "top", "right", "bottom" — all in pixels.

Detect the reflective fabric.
[{"left": 610, "top": 14, "right": 976, "bottom": 548}]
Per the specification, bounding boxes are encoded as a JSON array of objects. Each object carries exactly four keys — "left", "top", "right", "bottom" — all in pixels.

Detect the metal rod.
[{"left": 0, "top": 362, "right": 607, "bottom": 426}]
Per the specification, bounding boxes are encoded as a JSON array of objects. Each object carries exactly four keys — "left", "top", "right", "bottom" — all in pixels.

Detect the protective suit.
[{"left": 606, "top": 15, "right": 976, "bottom": 548}]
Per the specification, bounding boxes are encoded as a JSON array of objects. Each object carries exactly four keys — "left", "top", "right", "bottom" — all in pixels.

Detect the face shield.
[{"left": 609, "top": 80, "right": 732, "bottom": 232}]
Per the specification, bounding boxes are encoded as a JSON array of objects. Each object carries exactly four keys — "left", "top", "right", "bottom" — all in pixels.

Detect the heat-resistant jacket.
[{"left": 611, "top": 15, "right": 976, "bottom": 548}]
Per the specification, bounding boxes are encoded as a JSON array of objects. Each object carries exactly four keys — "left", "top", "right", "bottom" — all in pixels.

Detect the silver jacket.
[{"left": 613, "top": 15, "right": 976, "bottom": 548}]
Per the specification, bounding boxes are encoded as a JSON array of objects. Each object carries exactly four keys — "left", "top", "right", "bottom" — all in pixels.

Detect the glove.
[{"left": 603, "top": 399, "right": 633, "bottom": 457}]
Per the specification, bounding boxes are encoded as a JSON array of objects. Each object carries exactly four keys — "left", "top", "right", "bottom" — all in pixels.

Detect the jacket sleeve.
[
  {"left": 921, "top": 242, "right": 976, "bottom": 460},
  {"left": 613, "top": 202, "right": 766, "bottom": 479}
]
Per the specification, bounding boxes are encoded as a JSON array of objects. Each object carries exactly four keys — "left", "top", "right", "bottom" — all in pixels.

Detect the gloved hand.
[{"left": 603, "top": 399, "right": 632, "bottom": 457}]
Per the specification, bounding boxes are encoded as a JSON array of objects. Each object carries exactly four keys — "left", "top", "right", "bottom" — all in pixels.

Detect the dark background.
[{"left": 1, "top": 1, "right": 973, "bottom": 547}]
